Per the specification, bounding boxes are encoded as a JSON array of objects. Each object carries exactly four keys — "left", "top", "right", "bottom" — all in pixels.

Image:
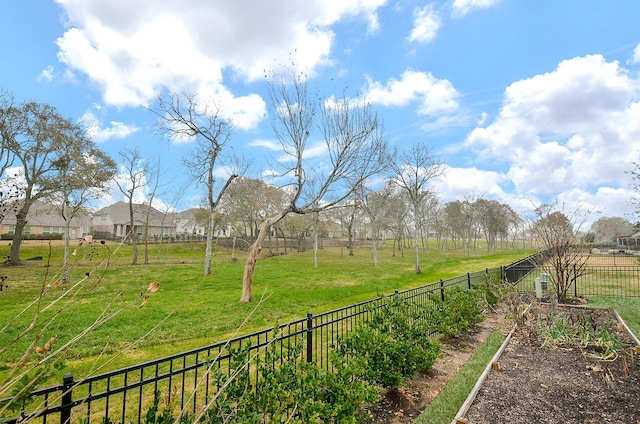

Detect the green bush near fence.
[
  {"left": 429, "top": 287, "right": 485, "bottom": 338},
  {"left": 336, "top": 295, "right": 442, "bottom": 389},
  {"left": 202, "top": 340, "right": 376, "bottom": 423},
  {"left": 137, "top": 289, "right": 485, "bottom": 423}
]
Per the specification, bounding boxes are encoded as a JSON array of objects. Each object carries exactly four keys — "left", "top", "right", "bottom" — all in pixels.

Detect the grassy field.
[{"left": 0, "top": 238, "right": 532, "bottom": 380}]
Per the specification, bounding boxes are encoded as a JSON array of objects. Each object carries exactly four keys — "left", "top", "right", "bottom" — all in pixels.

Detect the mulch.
[{"left": 462, "top": 301, "right": 640, "bottom": 423}]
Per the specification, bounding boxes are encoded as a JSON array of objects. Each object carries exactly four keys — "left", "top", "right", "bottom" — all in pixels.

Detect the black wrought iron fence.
[
  {"left": 2, "top": 267, "right": 502, "bottom": 424},
  {"left": 503, "top": 251, "right": 548, "bottom": 284},
  {"left": 514, "top": 264, "right": 640, "bottom": 298},
  {"left": 573, "top": 265, "right": 640, "bottom": 297}
]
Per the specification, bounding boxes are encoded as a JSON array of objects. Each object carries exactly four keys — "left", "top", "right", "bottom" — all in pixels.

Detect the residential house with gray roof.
[
  {"left": 92, "top": 201, "right": 175, "bottom": 240},
  {"left": 0, "top": 200, "right": 92, "bottom": 240}
]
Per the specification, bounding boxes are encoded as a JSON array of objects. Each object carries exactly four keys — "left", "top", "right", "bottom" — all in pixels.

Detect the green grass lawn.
[{"left": 0, "top": 239, "right": 532, "bottom": 379}]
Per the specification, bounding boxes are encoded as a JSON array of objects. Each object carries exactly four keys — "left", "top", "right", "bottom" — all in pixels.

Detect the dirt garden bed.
[
  {"left": 361, "top": 300, "right": 640, "bottom": 423},
  {"left": 462, "top": 301, "right": 640, "bottom": 423}
]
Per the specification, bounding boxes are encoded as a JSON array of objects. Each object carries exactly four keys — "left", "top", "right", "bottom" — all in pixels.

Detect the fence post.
[
  {"left": 60, "top": 373, "right": 74, "bottom": 424},
  {"left": 440, "top": 279, "right": 445, "bottom": 302},
  {"left": 306, "top": 312, "right": 313, "bottom": 363},
  {"left": 485, "top": 268, "right": 490, "bottom": 292},
  {"left": 467, "top": 273, "right": 471, "bottom": 290},
  {"left": 574, "top": 264, "right": 578, "bottom": 297}
]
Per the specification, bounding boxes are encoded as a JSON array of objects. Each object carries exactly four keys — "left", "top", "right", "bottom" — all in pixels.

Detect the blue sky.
[{"left": 2, "top": 0, "right": 640, "bottom": 225}]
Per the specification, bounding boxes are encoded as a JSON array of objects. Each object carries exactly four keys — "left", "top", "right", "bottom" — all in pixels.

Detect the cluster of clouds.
[
  {"left": 46, "top": 0, "right": 640, "bottom": 222},
  {"left": 51, "top": 0, "right": 491, "bottom": 117},
  {"left": 464, "top": 55, "right": 640, "bottom": 199}
]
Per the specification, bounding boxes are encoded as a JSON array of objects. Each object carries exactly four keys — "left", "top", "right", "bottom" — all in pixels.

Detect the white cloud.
[
  {"left": 248, "top": 139, "right": 281, "bottom": 151},
  {"left": 80, "top": 110, "right": 139, "bottom": 142},
  {"left": 452, "top": 0, "right": 502, "bottom": 18},
  {"left": 53, "top": 0, "right": 387, "bottom": 113},
  {"left": 465, "top": 54, "right": 640, "bottom": 219},
  {"left": 631, "top": 44, "right": 640, "bottom": 64},
  {"left": 204, "top": 89, "right": 266, "bottom": 131},
  {"left": 407, "top": 4, "right": 440, "bottom": 43},
  {"left": 437, "top": 166, "right": 506, "bottom": 202},
  {"left": 554, "top": 186, "right": 637, "bottom": 229},
  {"left": 38, "top": 65, "right": 55, "bottom": 82},
  {"left": 364, "top": 70, "right": 460, "bottom": 115}
]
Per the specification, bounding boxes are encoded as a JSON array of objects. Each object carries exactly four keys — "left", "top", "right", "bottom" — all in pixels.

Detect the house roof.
[
  {"left": 94, "top": 201, "right": 172, "bottom": 227},
  {"left": 2, "top": 200, "right": 92, "bottom": 227}
]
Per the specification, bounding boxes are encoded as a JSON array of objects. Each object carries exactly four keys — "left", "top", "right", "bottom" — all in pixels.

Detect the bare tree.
[
  {"left": 114, "top": 148, "right": 150, "bottom": 266},
  {"left": 140, "top": 158, "right": 171, "bottom": 264},
  {"left": 389, "top": 143, "right": 446, "bottom": 274},
  {"left": 240, "top": 71, "right": 389, "bottom": 302},
  {"left": 589, "top": 216, "right": 634, "bottom": 244},
  {"left": 532, "top": 202, "right": 592, "bottom": 302},
  {"left": 357, "top": 182, "right": 393, "bottom": 266},
  {"left": 152, "top": 93, "right": 241, "bottom": 276},
  {"left": 473, "top": 198, "right": 520, "bottom": 252},
  {"left": 336, "top": 195, "right": 361, "bottom": 256},
  {"left": 385, "top": 188, "right": 410, "bottom": 258}
]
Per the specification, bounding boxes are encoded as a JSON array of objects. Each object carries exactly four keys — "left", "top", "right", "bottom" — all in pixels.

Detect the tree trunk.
[
  {"left": 9, "top": 200, "right": 32, "bottom": 265},
  {"left": 312, "top": 211, "right": 319, "bottom": 268},
  {"left": 62, "top": 214, "right": 71, "bottom": 284},
  {"left": 144, "top": 224, "right": 149, "bottom": 265},
  {"left": 204, "top": 210, "right": 215, "bottom": 276},
  {"left": 241, "top": 219, "right": 270, "bottom": 302},
  {"left": 242, "top": 211, "right": 289, "bottom": 302},
  {"left": 414, "top": 223, "right": 421, "bottom": 274},
  {"left": 131, "top": 229, "right": 138, "bottom": 265},
  {"left": 372, "top": 228, "right": 378, "bottom": 267},
  {"left": 231, "top": 236, "right": 237, "bottom": 262},
  {"left": 347, "top": 221, "right": 354, "bottom": 256},
  {"left": 313, "top": 231, "right": 318, "bottom": 268}
]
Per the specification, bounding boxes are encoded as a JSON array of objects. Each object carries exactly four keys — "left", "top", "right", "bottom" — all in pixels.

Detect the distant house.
[
  {"left": 0, "top": 200, "right": 92, "bottom": 240},
  {"left": 618, "top": 231, "right": 640, "bottom": 248},
  {"left": 92, "top": 201, "right": 176, "bottom": 240},
  {"left": 173, "top": 208, "right": 207, "bottom": 238},
  {"left": 173, "top": 208, "right": 231, "bottom": 239}
]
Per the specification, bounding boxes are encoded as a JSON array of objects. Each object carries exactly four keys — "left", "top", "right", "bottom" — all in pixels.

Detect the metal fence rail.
[
  {"left": 510, "top": 262, "right": 640, "bottom": 299},
  {"left": 503, "top": 251, "right": 548, "bottom": 284},
  {"left": 571, "top": 265, "right": 640, "bottom": 298}
]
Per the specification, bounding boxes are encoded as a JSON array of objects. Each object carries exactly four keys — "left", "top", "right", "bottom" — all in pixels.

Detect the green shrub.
[
  {"left": 430, "top": 287, "right": 485, "bottom": 338},
  {"left": 336, "top": 295, "right": 441, "bottom": 389},
  {"left": 204, "top": 337, "right": 375, "bottom": 423},
  {"left": 479, "top": 273, "right": 505, "bottom": 305}
]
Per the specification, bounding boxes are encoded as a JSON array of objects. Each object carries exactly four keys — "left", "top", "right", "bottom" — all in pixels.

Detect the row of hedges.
[
  {"left": 138, "top": 285, "right": 491, "bottom": 423},
  {"left": 1, "top": 233, "right": 64, "bottom": 241}
]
